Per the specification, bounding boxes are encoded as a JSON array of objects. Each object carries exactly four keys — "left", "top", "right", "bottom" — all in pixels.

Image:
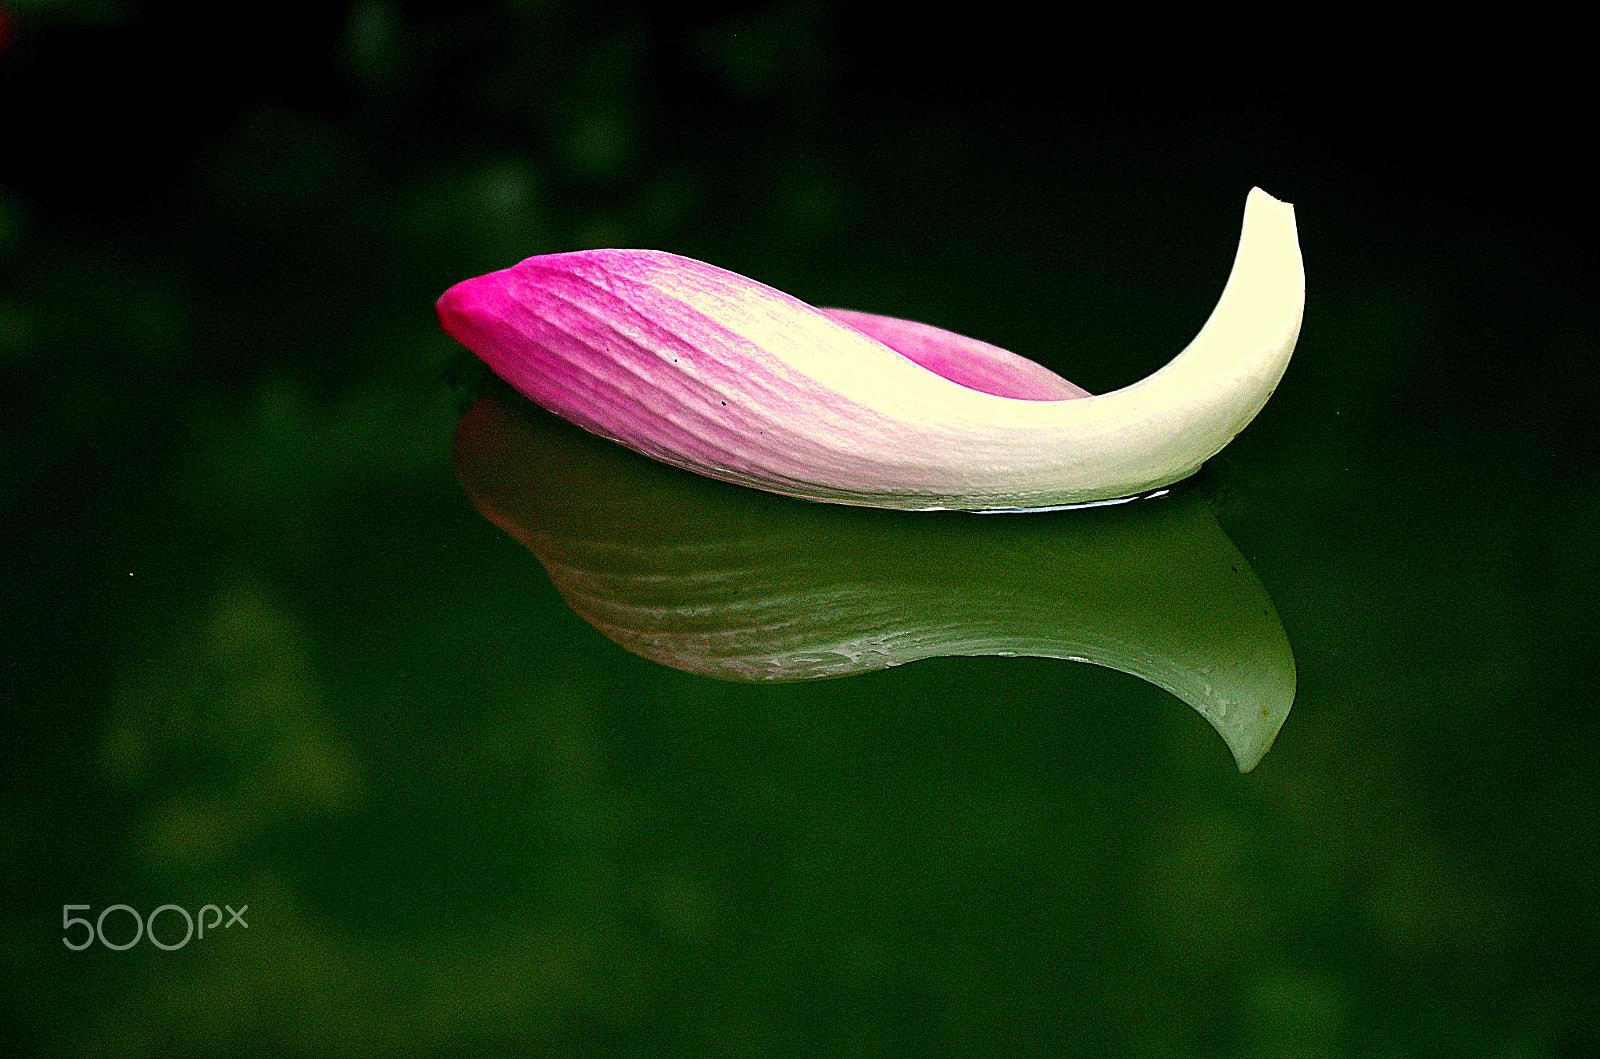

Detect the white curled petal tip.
[{"left": 437, "top": 188, "right": 1303, "bottom": 511}]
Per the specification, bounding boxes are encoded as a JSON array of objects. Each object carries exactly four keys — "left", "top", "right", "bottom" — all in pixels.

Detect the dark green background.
[{"left": 3, "top": 3, "right": 1594, "bottom": 1056}]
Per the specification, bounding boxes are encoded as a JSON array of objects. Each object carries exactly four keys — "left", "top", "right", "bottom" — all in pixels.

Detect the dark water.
[{"left": 4, "top": 6, "right": 1595, "bottom": 1057}]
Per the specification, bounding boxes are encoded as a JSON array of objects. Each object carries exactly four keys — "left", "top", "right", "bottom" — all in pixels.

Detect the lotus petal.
[{"left": 438, "top": 188, "right": 1302, "bottom": 511}]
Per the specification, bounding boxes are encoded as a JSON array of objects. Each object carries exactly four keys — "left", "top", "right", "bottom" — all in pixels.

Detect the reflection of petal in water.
[{"left": 455, "top": 395, "right": 1295, "bottom": 771}]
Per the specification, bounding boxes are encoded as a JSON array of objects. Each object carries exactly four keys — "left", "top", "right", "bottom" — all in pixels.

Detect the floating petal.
[{"left": 439, "top": 188, "right": 1302, "bottom": 510}]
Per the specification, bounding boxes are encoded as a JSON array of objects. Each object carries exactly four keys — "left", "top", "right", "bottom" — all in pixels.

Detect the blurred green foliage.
[{"left": 2, "top": 2, "right": 1595, "bottom": 1057}]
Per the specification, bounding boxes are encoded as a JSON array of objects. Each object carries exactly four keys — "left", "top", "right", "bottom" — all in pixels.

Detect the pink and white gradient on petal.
[{"left": 438, "top": 188, "right": 1302, "bottom": 511}]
